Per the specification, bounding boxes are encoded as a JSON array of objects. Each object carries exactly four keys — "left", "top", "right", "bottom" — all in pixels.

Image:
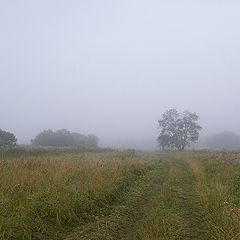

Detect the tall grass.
[
  {"left": 184, "top": 151, "right": 240, "bottom": 239},
  {"left": 2, "top": 149, "right": 240, "bottom": 240},
  {"left": 0, "top": 149, "right": 153, "bottom": 240}
]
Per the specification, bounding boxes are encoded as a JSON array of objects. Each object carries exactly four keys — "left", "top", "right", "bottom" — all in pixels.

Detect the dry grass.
[
  {"left": 0, "top": 149, "right": 153, "bottom": 240},
  {"left": 0, "top": 152, "right": 137, "bottom": 193},
  {"left": 2, "top": 149, "right": 240, "bottom": 240}
]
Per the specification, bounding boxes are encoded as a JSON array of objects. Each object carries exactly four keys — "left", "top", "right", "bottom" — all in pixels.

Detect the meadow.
[{"left": 1, "top": 148, "right": 240, "bottom": 239}]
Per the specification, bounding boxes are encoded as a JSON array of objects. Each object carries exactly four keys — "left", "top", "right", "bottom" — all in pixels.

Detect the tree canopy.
[
  {"left": 31, "top": 129, "right": 98, "bottom": 148},
  {"left": 157, "top": 109, "right": 202, "bottom": 150},
  {"left": 0, "top": 129, "right": 17, "bottom": 147}
]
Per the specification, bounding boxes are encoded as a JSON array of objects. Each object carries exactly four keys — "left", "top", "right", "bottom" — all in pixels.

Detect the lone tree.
[
  {"left": 0, "top": 129, "right": 17, "bottom": 147},
  {"left": 157, "top": 109, "right": 202, "bottom": 150}
]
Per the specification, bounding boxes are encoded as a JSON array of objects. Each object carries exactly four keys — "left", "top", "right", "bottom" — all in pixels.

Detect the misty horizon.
[{"left": 1, "top": 1, "right": 240, "bottom": 149}]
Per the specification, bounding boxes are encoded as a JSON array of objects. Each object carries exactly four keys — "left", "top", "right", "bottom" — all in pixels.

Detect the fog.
[{"left": 1, "top": 1, "right": 240, "bottom": 149}]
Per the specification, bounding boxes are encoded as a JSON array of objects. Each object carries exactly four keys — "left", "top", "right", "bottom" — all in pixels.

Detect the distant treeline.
[
  {"left": 205, "top": 131, "right": 240, "bottom": 150},
  {"left": 1, "top": 127, "right": 240, "bottom": 150},
  {"left": 31, "top": 129, "right": 98, "bottom": 148}
]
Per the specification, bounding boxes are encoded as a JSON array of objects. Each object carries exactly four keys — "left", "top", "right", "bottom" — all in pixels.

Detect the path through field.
[
  {"left": 2, "top": 150, "right": 240, "bottom": 240},
  {"left": 66, "top": 154, "right": 227, "bottom": 240}
]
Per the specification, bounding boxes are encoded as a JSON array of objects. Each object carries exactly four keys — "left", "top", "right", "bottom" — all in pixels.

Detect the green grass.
[{"left": 1, "top": 149, "right": 240, "bottom": 239}]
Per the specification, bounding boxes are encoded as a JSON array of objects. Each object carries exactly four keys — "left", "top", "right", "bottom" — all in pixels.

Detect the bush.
[
  {"left": 31, "top": 129, "right": 98, "bottom": 148},
  {"left": 0, "top": 129, "right": 17, "bottom": 147}
]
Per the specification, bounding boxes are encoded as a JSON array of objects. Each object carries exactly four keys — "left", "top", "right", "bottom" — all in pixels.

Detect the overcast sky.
[{"left": 1, "top": 0, "right": 240, "bottom": 149}]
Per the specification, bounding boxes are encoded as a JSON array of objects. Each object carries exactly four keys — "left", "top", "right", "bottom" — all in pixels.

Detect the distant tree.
[
  {"left": 32, "top": 129, "right": 98, "bottom": 148},
  {"left": 157, "top": 109, "right": 179, "bottom": 150},
  {"left": 206, "top": 131, "right": 240, "bottom": 150},
  {"left": 157, "top": 109, "right": 202, "bottom": 150},
  {"left": 71, "top": 133, "right": 99, "bottom": 148},
  {"left": 0, "top": 129, "right": 17, "bottom": 147}
]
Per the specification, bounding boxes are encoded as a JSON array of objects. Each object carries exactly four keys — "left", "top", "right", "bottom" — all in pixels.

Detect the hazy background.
[{"left": 1, "top": 0, "right": 240, "bottom": 149}]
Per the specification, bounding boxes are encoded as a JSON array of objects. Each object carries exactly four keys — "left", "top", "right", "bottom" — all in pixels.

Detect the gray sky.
[{"left": 1, "top": 0, "right": 240, "bottom": 149}]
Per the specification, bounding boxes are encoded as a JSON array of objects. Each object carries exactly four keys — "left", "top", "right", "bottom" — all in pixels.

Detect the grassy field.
[{"left": 1, "top": 149, "right": 240, "bottom": 239}]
